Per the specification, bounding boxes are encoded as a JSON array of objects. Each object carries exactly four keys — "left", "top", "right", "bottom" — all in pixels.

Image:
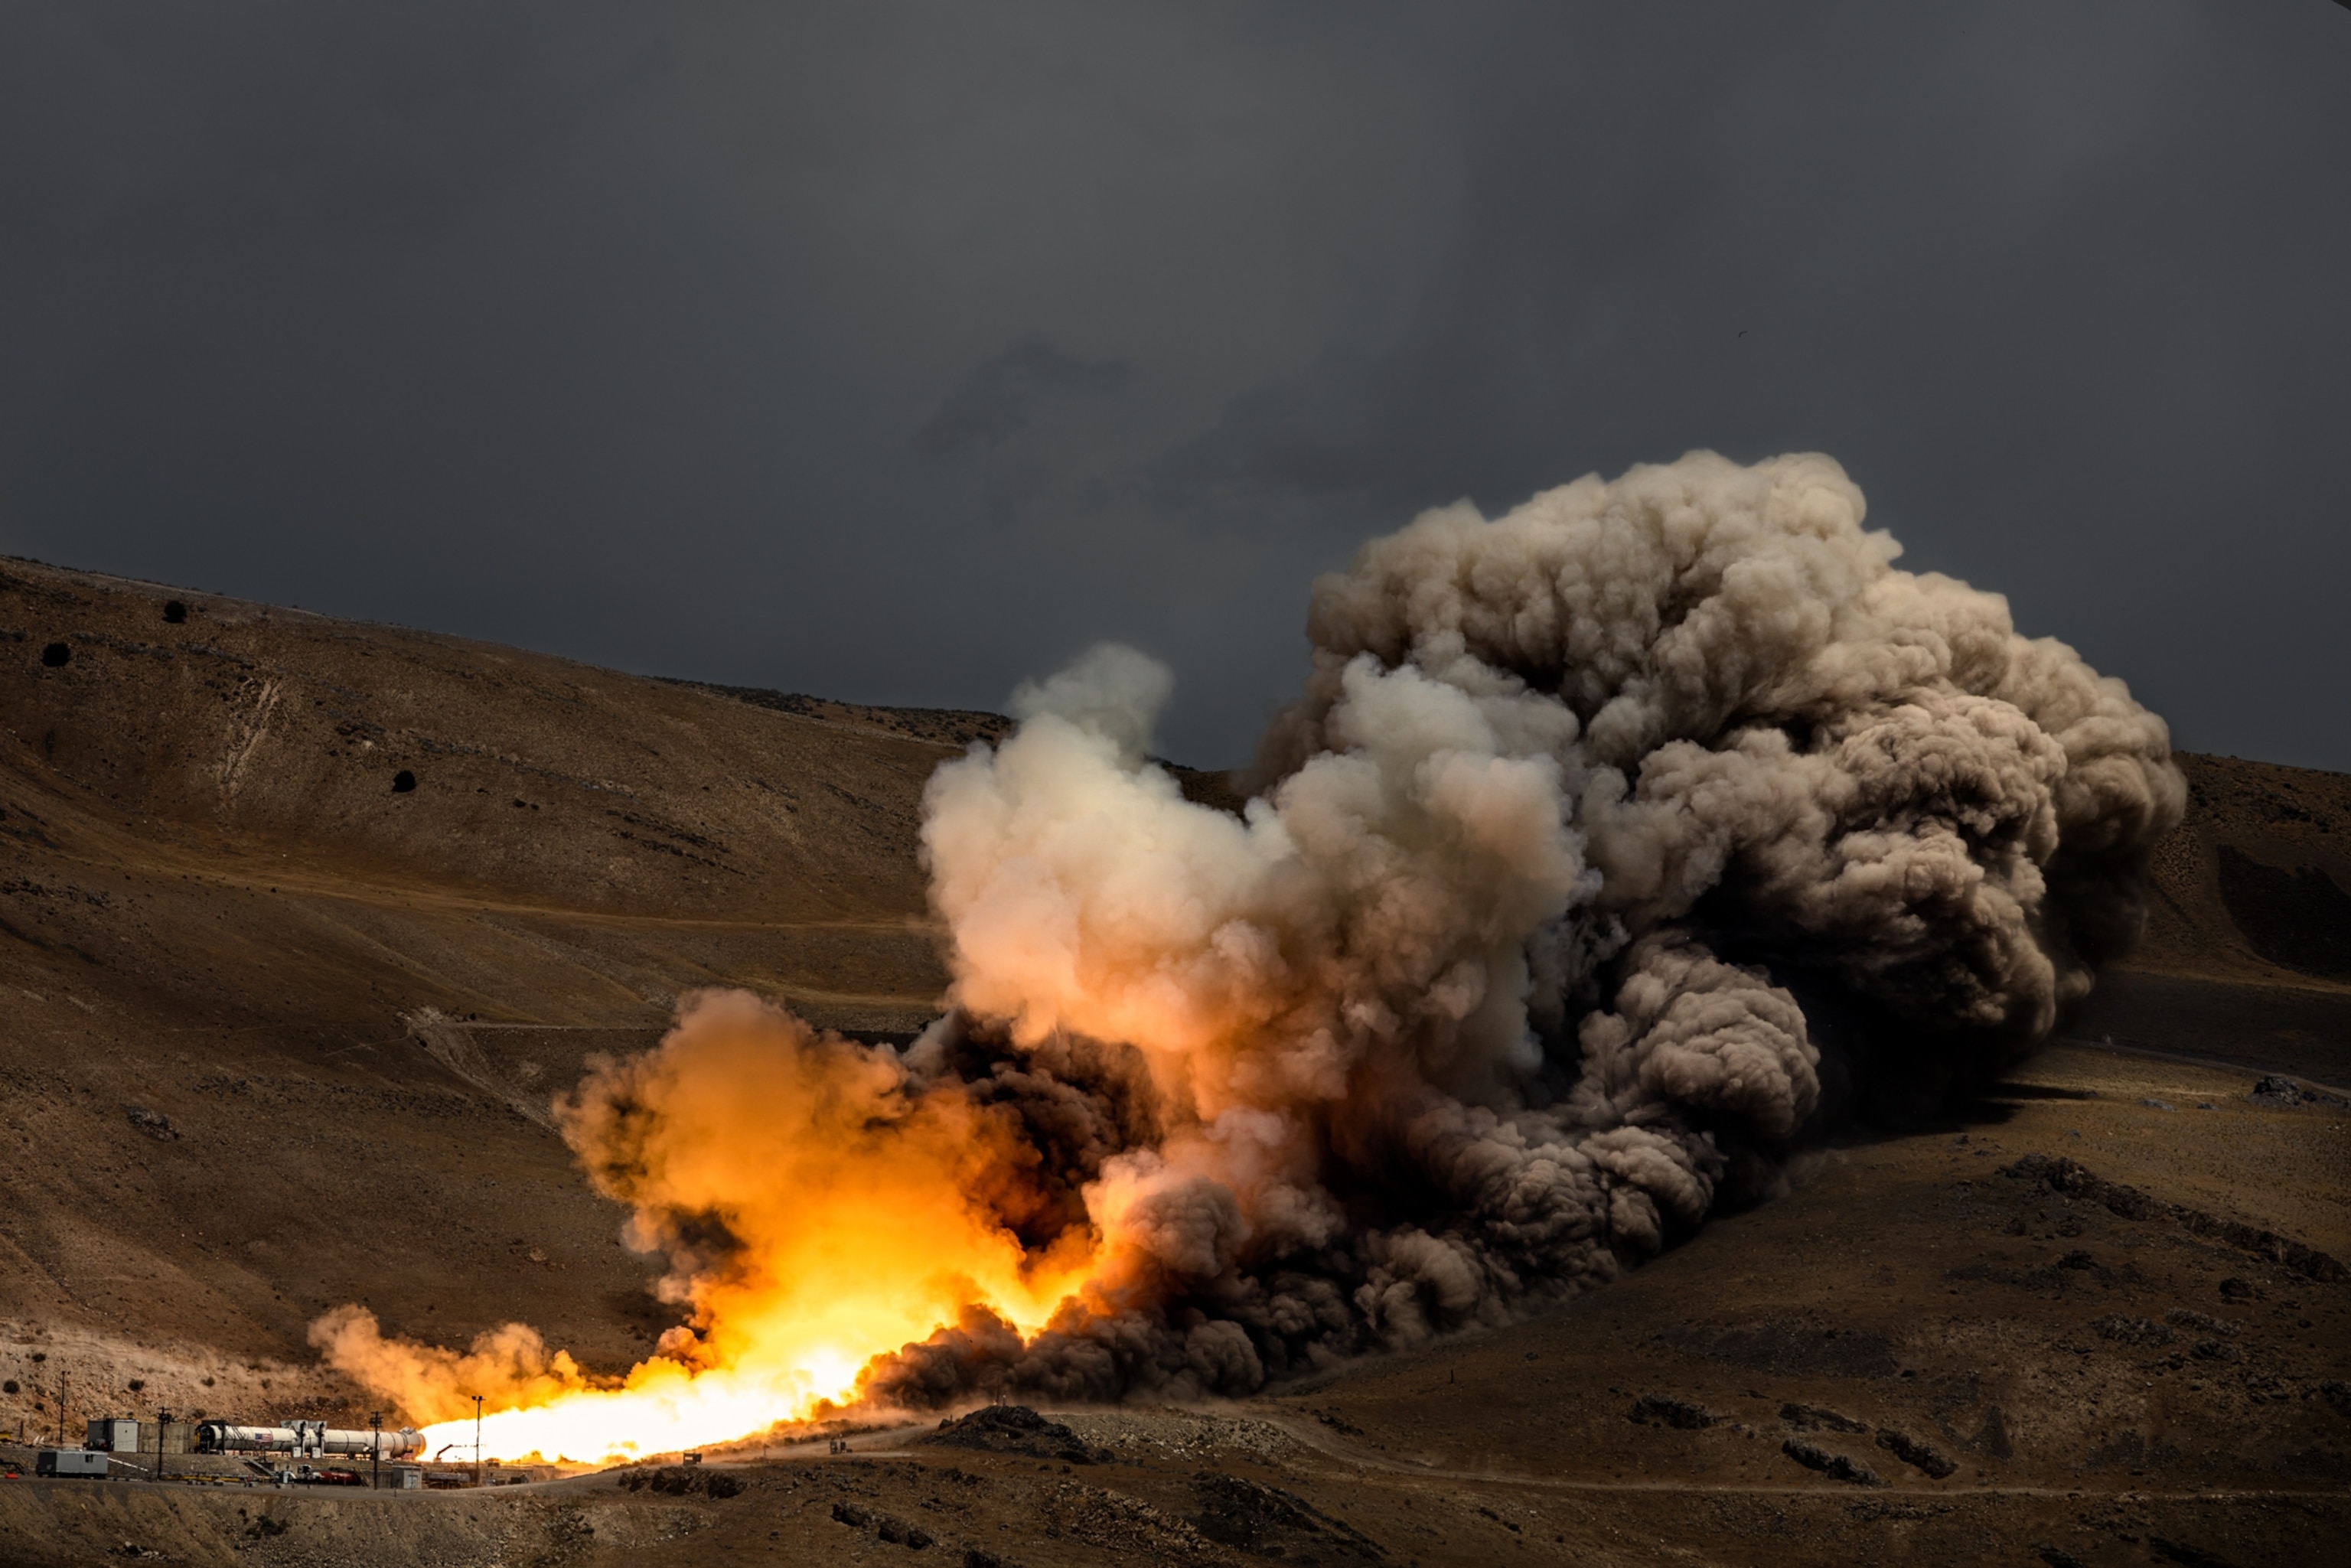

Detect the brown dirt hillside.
[
  {"left": 2080, "top": 751, "right": 2351, "bottom": 1085},
  {"left": 0, "top": 554, "right": 1003, "bottom": 1442},
  {"left": 0, "top": 555, "right": 1240, "bottom": 1449},
  {"left": 1, "top": 1044, "right": 2343, "bottom": 1566},
  {"left": 0, "top": 556, "right": 2343, "bottom": 1566}
]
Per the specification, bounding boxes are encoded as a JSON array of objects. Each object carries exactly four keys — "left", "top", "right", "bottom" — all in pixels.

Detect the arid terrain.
[{"left": 1, "top": 555, "right": 2343, "bottom": 1565}]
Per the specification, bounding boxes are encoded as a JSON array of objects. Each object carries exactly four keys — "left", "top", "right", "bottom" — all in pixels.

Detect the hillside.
[
  {"left": 0, "top": 556, "right": 2343, "bottom": 1565},
  {"left": 0, "top": 554, "right": 1009, "bottom": 1439},
  {"left": 2082, "top": 752, "right": 2351, "bottom": 1084},
  {"left": 0, "top": 555, "right": 1258, "bottom": 1444}
]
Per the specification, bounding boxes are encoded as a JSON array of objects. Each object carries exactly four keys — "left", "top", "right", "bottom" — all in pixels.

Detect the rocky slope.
[
  {"left": 2083, "top": 751, "right": 2351, "bottom": 1083},
  {"left": 0, "top": 556, "right": 2342, "bottom": 1566}
]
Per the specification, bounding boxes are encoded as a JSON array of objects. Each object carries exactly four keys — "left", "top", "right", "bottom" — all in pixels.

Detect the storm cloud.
[{"left": 2, "top": 2, "right": 2345, "bottom": 768}]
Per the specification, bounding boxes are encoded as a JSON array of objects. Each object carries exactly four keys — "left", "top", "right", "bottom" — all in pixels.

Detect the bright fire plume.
[{"left": 317, "top": 991, "right": 1105, "bottom": 1461}]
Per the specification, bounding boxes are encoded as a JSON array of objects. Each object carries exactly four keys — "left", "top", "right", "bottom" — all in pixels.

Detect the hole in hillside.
[
  {"left": 41, "top": 642, "right": 70, "bottom": 667},
  {"left": 162, "top": 601, "right": 187, "bottom": 624},
  {"left": 391, "top": 770, "right": 417, "bottom": 794}
]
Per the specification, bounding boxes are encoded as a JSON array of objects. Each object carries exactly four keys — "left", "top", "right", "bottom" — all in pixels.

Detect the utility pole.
[
  {"left": 472, "top": 1394, "right": 484, "bottom": 1488},
  {"left": 370, "top": 1411, "right": 381, "bottom": 1491},
  {"left": 155, "top": 1407, "right": 171, "bottom": 1484}
]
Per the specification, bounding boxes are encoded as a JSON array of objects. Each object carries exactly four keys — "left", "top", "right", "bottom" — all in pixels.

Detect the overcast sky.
[{"left": 5, "top": 2, "right": 2346, "bottom": 769}]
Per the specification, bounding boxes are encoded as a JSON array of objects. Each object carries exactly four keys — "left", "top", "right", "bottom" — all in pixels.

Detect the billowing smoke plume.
[
  {"left": 319, "top": 451, "right": 2184, "bottom": 1442},
  {"left": 867, "top": 449, "right": 2182, "bottom": 1402}
]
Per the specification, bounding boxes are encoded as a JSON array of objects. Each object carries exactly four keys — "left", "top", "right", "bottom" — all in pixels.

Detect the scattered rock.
[
  {"left": 124, "top": 1105, "right": 180, "bottom": 1142},
  {"left": 2219, "top": 1277, "right": 2255, "bottom": 1302},
  {"left": 2244, "top": 1373, "right": 2295, "bottom": 1406},
  {"left": 1873, "top": 1429, "right": 1957, "bottom": 1478},
  {"left": 832, "top": 1501, "right": 872, "bottom": 1528},
  {"left": 620, "top": 1465, "right": 742, "bottom": 1498},
  {"left": 2094, "top": 1314, "right": 2175, "bottom": 1346},
  {"left": 1778, "top": 1402, "right": 1869, "bottom": 1434},
  {"left": 2034, "top": 1544, "right": 2088, "bottom": 1568},
  {"left": 876, "top": 1514, "right": 933, "bottom": 1549},
  {"left": 2193, "top": 1338, "right": 2242, "bottom": 1363},
  {"left": 41, "top": 641, "right": 70, "bottom": 667},
  {"left": 391, "top": 769, "right": 417, "bottom": 794},
  {"left": 2000, "top": 1154, "right": 2346, "bottom": 1283},
  {"left": 924, "top": 1405, "right": 1105, "bottom": 1465},
  {"left": 1189, "top": 1474, "right": 1319, "bottom": 1551},
  {"left": 2248, "top": 1075, "right": 2346, "bottom": 1108},
  {"left": 1629, "top": 1393, "right": 1717, "bottom": 1429},
  {"left": 2167, "top": 1309, "right": 2239, "bottom": 1336},
  {"left": 1780, "top": 1438, "right": 1883, "bottom": 1486},
  {"left": 1185, "top": 1472, "right": 1381, "bottom": 1559},
  {"left": 162, "top": 601, "right": 187, "bottom": 624},
  {"left": 2140, "top": 1098, "right": 2175, "bottom": 1111}
]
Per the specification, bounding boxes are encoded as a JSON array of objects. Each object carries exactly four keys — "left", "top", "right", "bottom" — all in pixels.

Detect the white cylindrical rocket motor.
[{"left": 196, "top": 1421, "right": 423, "bottom": 1459}]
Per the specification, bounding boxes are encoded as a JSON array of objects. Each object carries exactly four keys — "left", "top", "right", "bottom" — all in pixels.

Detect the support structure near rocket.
[{"left": 194, "top": 1421, "right": 423, "bottom": 1461}]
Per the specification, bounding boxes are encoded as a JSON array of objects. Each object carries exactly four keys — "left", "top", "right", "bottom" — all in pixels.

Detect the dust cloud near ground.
[
  {"left": 1, "top": 1046, "right": 2343, "bottom": 1564},
  {"left": 2, "top": 552, "right": 2345, "bottom": 1565}
]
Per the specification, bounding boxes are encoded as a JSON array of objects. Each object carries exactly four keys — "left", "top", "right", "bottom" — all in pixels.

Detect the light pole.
[
  {"left": 155, "top": 1407, "right": 171, "bottom": 1484},
  {"left": 370, "top": 1411, "right": 382, "bottom": 1492},
  {"left": 472, "top": 1394, "right": 484, "bottom": 1488}
]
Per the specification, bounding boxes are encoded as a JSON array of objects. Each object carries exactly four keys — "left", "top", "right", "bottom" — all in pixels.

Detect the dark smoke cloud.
[
  {"left": 845, "top": 450, "right": 2185, "bottom": 1405},
  {"left": 318, "top": 453, "right": 2189, "bottom": 1427}
]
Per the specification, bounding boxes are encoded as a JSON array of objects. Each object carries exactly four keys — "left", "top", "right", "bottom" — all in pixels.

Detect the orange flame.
[{"left": 318, "top": 992, "right": 1104, "bottom": 1462}]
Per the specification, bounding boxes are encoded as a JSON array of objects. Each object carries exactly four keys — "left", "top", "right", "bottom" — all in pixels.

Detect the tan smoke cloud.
[
  {"left": 872, "top": 448, "right": 2181, "bottom": 1400},
  {"left": 308, "top": 1308, "right": 595, "bottom": 1428},
  {"left": 315, "top": 449, "right": 2184, "bottom": 1450}
]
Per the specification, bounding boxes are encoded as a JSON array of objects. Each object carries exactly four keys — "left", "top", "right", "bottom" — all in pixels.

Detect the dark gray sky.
[{"left": 5, "top": 2, "right": 2346, "bottom": 769}]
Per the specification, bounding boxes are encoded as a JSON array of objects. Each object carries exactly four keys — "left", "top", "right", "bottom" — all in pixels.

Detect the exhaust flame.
[
  {"left": 315, "top": 451, "right": 2184, "bottom": 1461},
  {"left": 319, "top": 994, "right": 1101, "bottom": 1460}
]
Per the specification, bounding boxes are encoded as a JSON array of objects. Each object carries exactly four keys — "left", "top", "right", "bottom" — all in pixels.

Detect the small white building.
[{"left": 85, "top": 1419, "right": 139, "bottom": 1452}]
